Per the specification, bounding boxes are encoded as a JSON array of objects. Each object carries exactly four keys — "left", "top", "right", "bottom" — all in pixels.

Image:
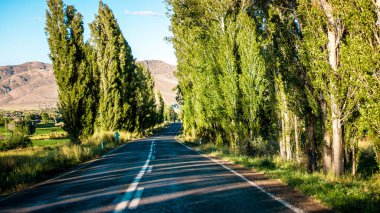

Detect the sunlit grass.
[{"left": 0, "top": 145, "right": 95, "bottom": 194}]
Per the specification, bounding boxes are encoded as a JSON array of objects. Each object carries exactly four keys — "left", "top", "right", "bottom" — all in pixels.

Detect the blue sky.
[{"left": 0, "top": 0, "right": 176, "bottom": 65}]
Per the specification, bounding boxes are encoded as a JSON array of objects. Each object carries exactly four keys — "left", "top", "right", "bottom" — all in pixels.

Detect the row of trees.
[
  {"left": 168, "top": 0, "right": 380, "bottom": 176},
  {"left": 45, "top": 0, "right": 165, "bottom": 143}
]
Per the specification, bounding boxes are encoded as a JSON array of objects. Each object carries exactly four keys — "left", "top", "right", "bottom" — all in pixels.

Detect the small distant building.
[{"left": 170, "top": 103, "right": 180, "bottom": 113}]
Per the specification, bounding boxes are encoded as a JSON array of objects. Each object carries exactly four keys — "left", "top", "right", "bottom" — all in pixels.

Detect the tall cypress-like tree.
[
  {"left": 80, "top": 42, "right": 99, "bottom": 136},
  {"left": 46, "top": 0, "right": 89, "bottom": 143},
  {"left": 157, "top": 92, "right": 165, "bottom": 124},
  {"left": 90, "top": 1, "right": 136, "bottom": 132},
  {"left": 134, "top": 64, "right": 157, "bottom": 132},
  {"left": 169, "top": 0, "right": 380, "bottom": 177}
]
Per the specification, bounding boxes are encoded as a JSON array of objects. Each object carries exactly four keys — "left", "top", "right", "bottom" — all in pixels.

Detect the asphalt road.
[{"left": 0, "top": 123, "right": 297, "bottom": 213}]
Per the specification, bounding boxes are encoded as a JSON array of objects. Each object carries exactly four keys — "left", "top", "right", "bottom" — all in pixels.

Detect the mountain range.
[{"left": 0, "top": 60, "right": 177, "bottom": 111}]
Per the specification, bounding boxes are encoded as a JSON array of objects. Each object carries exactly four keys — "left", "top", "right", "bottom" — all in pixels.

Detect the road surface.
[{"left": 0, "top": 123, "right": 297, "bottom": 213}]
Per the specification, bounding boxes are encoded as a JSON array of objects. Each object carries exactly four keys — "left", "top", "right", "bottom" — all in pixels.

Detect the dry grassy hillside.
[
  {"left": 0, "top": 62, "right": 57, "bottom": 110},
  {"left": 138, "top": 60, "right": 178, "bottom": 104},
  {"left": 0, "top": 60, "right": 177, "bottom": 110}
]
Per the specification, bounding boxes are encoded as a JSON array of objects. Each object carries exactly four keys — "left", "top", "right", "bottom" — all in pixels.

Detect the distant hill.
[
  {"left": 0, "top": 60, "right": 177, "bottom": 111},
  {"left": 138, "top": 60, "right": 178, "bottom": 104}
]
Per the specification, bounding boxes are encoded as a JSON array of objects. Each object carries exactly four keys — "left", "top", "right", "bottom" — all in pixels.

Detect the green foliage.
[
  {"left": 45, "top": 0, "right": 97, "bottom": 143},
  {"left": 89, "top": 1, "right": 136, "bottom": 132},
  {"left": 166, "top": 107, "right": 178, "bottom": 122},
  {"left": 8, "top": 120, "right": 36, "bottom": 136},
  {"left": 134, "top": 64, "right": 158, "bottom": 131},
  {"left": 169, "top": 0, "right": 380, "bottom": 176},
  {"left": 0, "top": 121, "right": 36, "bottom": 151},
  {"left": 0, "top": 135, "right": 32, "bottom": 151},
  {"left": 80, "top": 43, "right": 99, "bottom": 136},
  {"left": 41, "top": 113, "right": 49, "bottom": 124},
  {"left": 0, "top": 114, "right": 11, "bottom": 127},
  {"left": 0, "top": 114, "right": 4, "bottom": 126},
  {"left": 45, "top": 0, "right": 161, "bottom": 143},
  {"left": 168, "top": 0, "right": 273, "bottom": 153},
  {"left": 157, "top": 92, "right": 165, "bottom": 124}
]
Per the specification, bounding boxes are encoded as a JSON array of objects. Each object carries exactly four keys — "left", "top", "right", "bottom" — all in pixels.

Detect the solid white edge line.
[
  {"left": 113, "top": 141, "right": 153, "bottom": 213},
  {"left": 178, "top": 142, "right": 304, "bottom": 213},
  {"left": 128, "top": 187, "right": 144, "bottom": 209}
]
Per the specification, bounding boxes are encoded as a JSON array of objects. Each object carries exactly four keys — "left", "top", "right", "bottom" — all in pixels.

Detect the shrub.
[
  {"left": 41, "top": 113, "right": 49, "bottom": 124},
  {"left": 0, "top": 135, "right": 32, "bottom": 151},
  {"left": 7, "top": 120, "right": 36, "bottom": 135}
]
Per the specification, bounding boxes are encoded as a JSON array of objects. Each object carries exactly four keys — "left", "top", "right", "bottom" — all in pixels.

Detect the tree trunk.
[
  {"left": 294, "top": 115, "right": 301, "bottom": 163},
  {"left": 323, "top": 133, "right": 332, "bottom": 172},
  {"left": 280, "top": 87, "right": 291, "bottom": 161},
  {"left": 321, "top": 96, "right": 332, "bottom": 173},
  {"left": 352, "top": 144, "right": 356, "bottom": 176},
  {"left": 331, "top": 100, "right": 343, "bottom": 176},
  {"left": 320, "top": 0, "right": 344, "bottom": 176},
  {"left": 280, "top": 118, "right": 286, "bottom": 160},
  {"left": 375, "top": 0, "right": 380, "bottom": 27},
  {"left": 305, "top": 114, "right": 316, "bottom": 173},
  {"left": 284, "top": 111, "right": 292, "bottom": 161}
]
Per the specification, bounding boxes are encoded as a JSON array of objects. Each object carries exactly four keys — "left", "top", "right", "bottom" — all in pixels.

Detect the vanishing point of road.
[{"left": 0, "top": 123, "right": 301, "bottom": 213}]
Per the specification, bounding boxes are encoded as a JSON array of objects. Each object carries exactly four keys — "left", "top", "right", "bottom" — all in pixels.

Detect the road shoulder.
[{"left": 177, "top": 140, "right": 332, "bottom": 213}]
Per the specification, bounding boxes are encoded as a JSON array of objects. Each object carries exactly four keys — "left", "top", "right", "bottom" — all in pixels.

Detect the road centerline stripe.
[
  {"left": 129, "top": 187, "right": 144, "bottom": 209},
  {"left": 113, "top": 141, "right": 153, "bottom": 213}
]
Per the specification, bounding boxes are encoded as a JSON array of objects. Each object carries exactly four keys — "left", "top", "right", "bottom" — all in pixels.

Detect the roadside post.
[{"left": 115, "top": 131, "right": 120, "bottom": 142}]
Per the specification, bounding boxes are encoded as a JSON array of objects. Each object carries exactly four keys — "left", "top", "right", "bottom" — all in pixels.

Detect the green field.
[
  {"left": 0, "top": 126, "right": 11, "bottom": 137},
  {"left": 32, "top": 138, "right": 70, "bottom": 147},
  {"left": 34, "top": 123, "right": 65, "bottom": 135},
  {"left": 32, "top": 123, "right": 67, "bottom": 147},
  {"left": 1, "top": 123, "right": 68, "bottom": 147},
  {"left": 0, "top": 123, "right": 65, "bottom": 136}
]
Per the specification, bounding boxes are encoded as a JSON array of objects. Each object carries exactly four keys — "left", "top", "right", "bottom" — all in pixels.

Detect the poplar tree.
[
  {"left": 80, "top": 43, "right": 99, "bottom": 136},
  {"left": 46, "top": 0, "right": 88, "bottom": 143},
  {"left": 157, "top": 92, "right": 165, "bottom": 124},
  {"left": 134, "top": 65, "right": 157, "bottom": 131},
  {"left": 90, "top": 1, "right": 136, "bottom": 132},
  {"left": 355, "top": 0, "right": 380, "bottom": 170},
  {"left": 297, "top": 0, "right": 370, "bottom": 176}
]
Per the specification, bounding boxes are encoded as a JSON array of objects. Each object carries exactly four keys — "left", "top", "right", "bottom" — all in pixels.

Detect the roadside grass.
[
  {"left": 180, "top": 140, "right": 380, "bottom": 213},
  {"left": 0, "top": 122, "right": 168, "bottom": 195}
]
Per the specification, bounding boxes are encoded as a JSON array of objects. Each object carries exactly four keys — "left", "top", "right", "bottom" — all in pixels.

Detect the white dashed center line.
[
  {"left": 129, "top": 187, "right": 144, "bottom": 210},
  {"left": 113, "top": 141, "right": 154, "bottom": 212}
]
